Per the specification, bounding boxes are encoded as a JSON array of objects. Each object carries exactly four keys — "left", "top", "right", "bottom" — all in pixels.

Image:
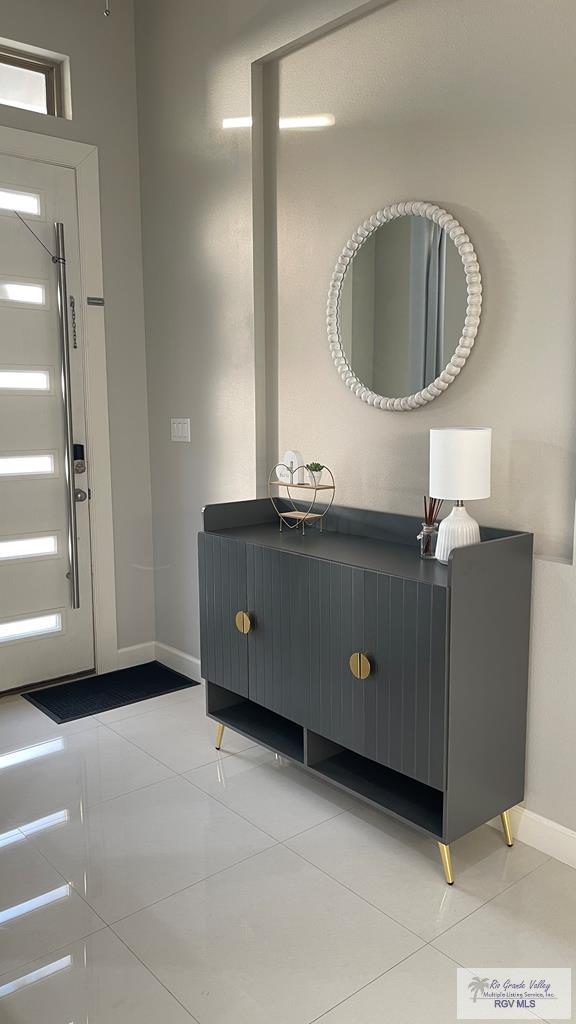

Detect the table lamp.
[{"left": 429, "top": 428, "right": 492, "bottom": 563}]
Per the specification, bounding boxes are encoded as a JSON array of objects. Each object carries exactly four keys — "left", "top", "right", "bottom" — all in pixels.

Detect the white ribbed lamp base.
[{"left": 436, "top": 504, "right": 480, "bottom": 563}]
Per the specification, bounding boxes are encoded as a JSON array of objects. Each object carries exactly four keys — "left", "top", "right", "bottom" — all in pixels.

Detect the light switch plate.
[{"left": 171, "top": 417, "right": 191, "bottom": 442}]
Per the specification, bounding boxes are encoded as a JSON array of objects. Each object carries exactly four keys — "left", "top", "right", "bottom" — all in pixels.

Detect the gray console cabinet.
[{"left": 198, "top": 499, "right": 533, "bottom": 880}]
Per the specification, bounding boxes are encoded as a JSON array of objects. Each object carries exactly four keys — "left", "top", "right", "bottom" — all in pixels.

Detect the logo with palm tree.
[{"left": 468, "top": 976, "right": 490, "bottom": 1002}]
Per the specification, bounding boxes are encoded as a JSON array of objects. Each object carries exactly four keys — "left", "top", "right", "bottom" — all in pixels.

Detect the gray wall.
[
  {"left": 135, "top": 0, "right": 576, "bottom": 832},
  {"left": 340, "top": 233, "right": 376, "bottom": 389},
  {"left": 0, "top": 0, "right": 154, "bottom": 648},
  {"left": 275, "top": 1, "right": 576, "bottom": 559},
  {"left": 134, "top": 0, "right": 377, "bottom": 653}
]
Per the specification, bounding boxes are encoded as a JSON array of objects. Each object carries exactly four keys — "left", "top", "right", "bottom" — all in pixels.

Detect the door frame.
[{"left": 0, "top": 124, "right": 118, "bottom": 675}]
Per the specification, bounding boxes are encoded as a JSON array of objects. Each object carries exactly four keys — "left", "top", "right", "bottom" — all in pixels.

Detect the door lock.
[
  {"left": 74, "top": 488, "right": 88, "bottom": 502},
  {"left": 73, "top": 443, "right": 86, "bottom": 475}
]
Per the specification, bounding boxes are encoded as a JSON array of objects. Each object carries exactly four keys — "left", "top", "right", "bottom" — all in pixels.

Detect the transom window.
[{"left": 0, "top": 45, "right": 64, "bottom": 117}]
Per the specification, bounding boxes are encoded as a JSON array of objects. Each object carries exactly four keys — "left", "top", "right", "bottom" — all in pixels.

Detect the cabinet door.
[
  {"left": 246, "top": 544, "right": 312, "bottom": 724},
  {"left": 308, "top": 561, "right": 447, "bottom": 790},
  {"left": 198, "top": 533, "right": 249, "bottom": 697}
]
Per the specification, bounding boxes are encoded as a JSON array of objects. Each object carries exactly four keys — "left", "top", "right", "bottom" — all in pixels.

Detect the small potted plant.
[{"left": 305, "top": 462, "right": 324, "bottom": 487}]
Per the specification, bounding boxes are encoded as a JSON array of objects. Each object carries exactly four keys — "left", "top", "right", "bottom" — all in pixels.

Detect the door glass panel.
[
  {"left": 0, "top": 187, "right": 40, "bottom": 216},
  {"left": 0, "top": 611, "right": 62, "bottom": 643},
  {"left": 0, "top": 454, "right": 54, "bottom": 476},
  {"left": 0, "top": 369, "right": 50, "bottom": 390},
  {"left": 0, "top": 535, "right": 57, "bottom": 560},
  {"left": 0, "top": 62, "right": 47, "bottom": 114},
  {"left": 0, "top": 281, "right": 45, "bottom": 304}
]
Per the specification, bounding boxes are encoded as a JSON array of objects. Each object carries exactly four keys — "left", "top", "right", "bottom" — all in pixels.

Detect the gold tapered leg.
[
  {"left": 215, "top": 723, "right": 225, "bottom": 750},
  {"left": 438, "top": 842, "right": 454, "bottom": 884},
  {"left": 500, "top": 809, "right": 513, "bottom": 846}
]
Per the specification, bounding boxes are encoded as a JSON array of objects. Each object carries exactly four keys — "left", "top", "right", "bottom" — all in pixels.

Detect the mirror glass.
[{"left": 339, "top": 216, "right": 468, "bottom": 398}]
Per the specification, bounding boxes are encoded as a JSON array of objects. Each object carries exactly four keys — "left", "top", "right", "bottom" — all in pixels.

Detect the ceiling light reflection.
[
  {"left": 280, "top": 114, "right": 335, "bottom": 129},
  {"left": 222, "top": 116, "right": 252, "bottom": 128},
  {"left": 222, "top": 114, "right": 335, "bottom": 130}
]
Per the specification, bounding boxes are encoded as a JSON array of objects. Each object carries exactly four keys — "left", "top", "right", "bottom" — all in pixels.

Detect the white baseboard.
[
  {"left": 116, "top": 642, "right": 155, "bottom": 669},
  {"left": 490, "top": 805, "right": 576, "bottom": 869},
  {"left": 115, "top": 641, "right": 201, "bottom": 682},
  {"left": 154, "top": 641, "right": 202, "bottom": 681}
]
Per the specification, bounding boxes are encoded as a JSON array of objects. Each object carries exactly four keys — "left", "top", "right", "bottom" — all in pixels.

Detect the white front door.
[{"left": 0, "top": 153, "right": 94, "bottom": 691}]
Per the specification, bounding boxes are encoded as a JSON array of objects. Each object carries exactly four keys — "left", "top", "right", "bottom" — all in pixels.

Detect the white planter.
[{"left": 308, "top": 470, "right": 323, "bottom": 487}]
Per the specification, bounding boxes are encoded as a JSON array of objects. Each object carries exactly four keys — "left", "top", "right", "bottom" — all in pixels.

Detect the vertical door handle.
[{"left": 55, "top": 222, "right": 80, "bottom": 609}]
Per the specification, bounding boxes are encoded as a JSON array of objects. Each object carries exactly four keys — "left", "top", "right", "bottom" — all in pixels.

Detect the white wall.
[
  {"left": 0, "top": 0, "right": 154, "bottom": 649},
  {"left": 135, "top": 0, "right": 576, "bottom": 833}
]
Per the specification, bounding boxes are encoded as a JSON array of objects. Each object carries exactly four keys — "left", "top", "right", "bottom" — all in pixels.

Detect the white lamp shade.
[{"left": 429, "top": 428, "right": 491, "bottom": 501}]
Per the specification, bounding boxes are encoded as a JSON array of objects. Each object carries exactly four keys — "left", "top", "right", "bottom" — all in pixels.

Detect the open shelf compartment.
[
  {"left": 206, "top": 682, "right": 304, "bottom": 763},
  {"left": 306, "top": 731, "right": 443, "bottom": 837}
]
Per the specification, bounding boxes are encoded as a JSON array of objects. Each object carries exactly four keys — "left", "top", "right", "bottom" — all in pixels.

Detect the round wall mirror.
[{"left": 327, "top": 201, "right": 482, "bottom": 411}]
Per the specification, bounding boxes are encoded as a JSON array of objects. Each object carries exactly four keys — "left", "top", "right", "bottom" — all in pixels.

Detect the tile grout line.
[
  {"left": 428, "top": 853, "right": 553, "bottom": 943},
  {"left": 108, "top": 842, "right": 283, "bottom": 929},
  {"left": 307, "top": 853, "right": 555, "bottom": 1024},
  {"left": 180, "top": 773, "right": 288, "bottom": 843},
  {"left": 7, "top": 830, "right": 111, "bottom": 953},
  {"left": 283, "top": 838, "right": 554, "bottom": 949},
  {"left": 277, "top": 807, "right": 352, "bottom": 843},
  {"left": 283, "top": 842, "right": 427, "bottom": 944},
  {"left": 20, "top": 796, "right": 282, "bottom": 929},
  {"left": 111, "top": 927, "right": 201, "bottom": 1023},
  {"left": 181, "top": 769, "right": 353, "bottom": 845},
  {"left": 0, "top": 930, "right": 104, "bottom": 985},
  {"left": 96, "top": 715, "right": 259, "bottom": 775},
  {"left": 431, "top": 945, "right": 549, "bottom": 1024},
  {"left": 305, "top": 944, "right": 428, "bottom": 1024},
  {"left": 0, "top": 923, "right": 199, "bottom": 1022}
]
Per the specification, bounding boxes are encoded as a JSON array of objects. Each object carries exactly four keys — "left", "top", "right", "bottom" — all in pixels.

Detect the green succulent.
[{"left": 305, "top": 462, "right": 324, "bottom": 472}]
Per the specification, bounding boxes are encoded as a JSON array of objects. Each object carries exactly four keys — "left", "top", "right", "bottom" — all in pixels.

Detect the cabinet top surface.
[
  {"left": 205, "top": 521, "right": 450, "bottom": 586},
  {"left": 201, "top": 499, "right": 530, "bottom": 589}
]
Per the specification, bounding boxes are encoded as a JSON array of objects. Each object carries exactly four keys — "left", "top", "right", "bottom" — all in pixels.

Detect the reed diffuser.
[{"left": 418, "top": 496, "right": 444, "bottom": 559}]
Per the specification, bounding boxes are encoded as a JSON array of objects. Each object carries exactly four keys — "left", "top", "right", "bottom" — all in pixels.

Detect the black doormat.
[{"left": 24, "top": 661, "right": 199, "bottom": 723}]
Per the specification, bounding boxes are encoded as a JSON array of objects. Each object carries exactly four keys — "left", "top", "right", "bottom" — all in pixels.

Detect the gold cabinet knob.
[
  {"left": 349, "top": 652, "right": 371, "bottom": 680},
  {"left": 235, "top": 610, "right": 252, "bottom": 634}
]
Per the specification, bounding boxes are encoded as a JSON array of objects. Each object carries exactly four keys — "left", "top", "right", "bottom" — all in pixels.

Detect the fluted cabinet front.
[
  {"left": 198, "top": 533, "right": 249, "bottom": 697},
  {"left": 246, "top": 544, "right": 312, "bottom": 725},
  {"left": 307, "top": 561, "right": 447, "bottom": 790}
]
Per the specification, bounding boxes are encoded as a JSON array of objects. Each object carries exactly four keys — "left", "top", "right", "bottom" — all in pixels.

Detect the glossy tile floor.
[{"left": 0, "top": 683, "right": 574, "bottom": 1023}]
